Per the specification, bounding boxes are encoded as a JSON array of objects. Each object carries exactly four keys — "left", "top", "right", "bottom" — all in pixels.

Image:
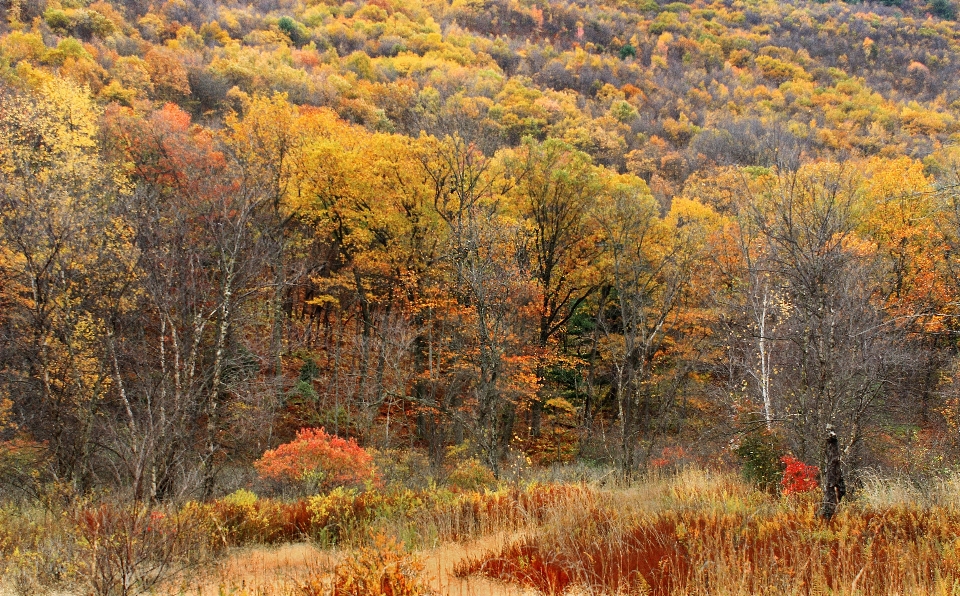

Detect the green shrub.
[
  {"left": 734, "top": 429, "right": 785, "bottom": 492},
  {"left": 446, "top": 458, "right": 496, "bottom": 492},
  {"left": 43, "top": 9, "right": 72, "bottom": 31}
]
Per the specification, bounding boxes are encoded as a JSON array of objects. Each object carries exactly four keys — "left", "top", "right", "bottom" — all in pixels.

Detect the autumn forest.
[{"left": 4, "top": 0, "right": 960, "bottom": 591}]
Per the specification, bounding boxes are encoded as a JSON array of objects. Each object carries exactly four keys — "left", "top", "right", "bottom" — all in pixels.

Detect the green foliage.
[
  {"left": 630, "top": 0, "right": 660, "bottom": 11},
  {"left": 299, "top": 358, "right": 320, "bottom": 381},
  {"left": 277, "top": 16, "right": 308, "bottom": 46},
  {"left": 290, "top": 379, "right": 319, "bottom": 403},
  {"left": 734, "top": 429, "right": 785, "bottom": 492},
  {"left": 43, "top": 37, "right": 91, "bottom": 65},
  {"left": 446, "top": 458, "right": 497, "bottom": 491},
  {"left": 649, "top": 11, "right": 680, "bottom": 33},
  {"left": 929, "top": 0, "right": 957, "bottom": 19},
  {"left": 610, "top": 99, "right": 638, "bottom": 122},
  {"left": 43, "top": 9, "right": 72, "bottom": 31}
]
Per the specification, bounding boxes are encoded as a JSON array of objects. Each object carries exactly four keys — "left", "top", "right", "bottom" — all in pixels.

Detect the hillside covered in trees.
[{"left": 4, "top": 0, "right": 960, "bottom": 505}]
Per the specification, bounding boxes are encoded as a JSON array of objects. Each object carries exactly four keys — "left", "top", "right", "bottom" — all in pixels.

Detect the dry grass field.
[{"left": 6, "top": 468, "right": 960, "bottom": 596}]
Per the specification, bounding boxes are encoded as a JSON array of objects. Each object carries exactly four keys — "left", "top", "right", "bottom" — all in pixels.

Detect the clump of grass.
[{"left": 857, "top": 469, "right": 960, "bottom": 509}]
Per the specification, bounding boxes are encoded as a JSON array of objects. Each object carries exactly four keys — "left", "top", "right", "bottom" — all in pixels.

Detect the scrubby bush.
[
  {"left": 0, "top": 503, "right": 81, "bottom": 595},
  {"left": 76, "top": 501, "right": 220, "bottom": 596},
  {"left": 330, "top": 533, "right": 433, "bottom": 596},
  {"left": 209, "top": 489, "right": 311, "bottom": 545},
  {"left": 446, "top": 458, "right": 497, "bottom": 492},
  {"left": 734, "top": 429, "right": 785, "bottom": 492}
]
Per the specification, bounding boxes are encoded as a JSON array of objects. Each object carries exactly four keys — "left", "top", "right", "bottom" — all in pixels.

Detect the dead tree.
[{"left": 819, "top": 426, "right": 846, "bottom": 520}]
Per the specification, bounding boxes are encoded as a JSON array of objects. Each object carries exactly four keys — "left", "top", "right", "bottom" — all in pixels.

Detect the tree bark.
[{"left": 819, "top": 427, "right": 846, "bottom": 520}]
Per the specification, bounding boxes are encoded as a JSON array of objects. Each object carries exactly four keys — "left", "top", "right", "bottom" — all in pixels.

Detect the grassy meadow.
[{"left": 4, "top": 466, "right": 960, "bottom": 596}]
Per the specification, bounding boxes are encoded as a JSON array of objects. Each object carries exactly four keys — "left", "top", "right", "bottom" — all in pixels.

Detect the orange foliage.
[
  {"left": 254, "top": 428, "right": 376, "bottom": 490},
  {"left": 328, "top": 533, "right": 432, "bottom": 596}
]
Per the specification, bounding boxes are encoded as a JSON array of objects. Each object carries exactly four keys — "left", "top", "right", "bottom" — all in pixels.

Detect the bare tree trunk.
[
  {"left": 202, "top": 257, "right": 235, "bottom": 498},
  {"left": 819, "top": 427, "right": 845, "bottom": 520},
  {"left": 756, "top": 283, "right": 774, "bottom": 430}
]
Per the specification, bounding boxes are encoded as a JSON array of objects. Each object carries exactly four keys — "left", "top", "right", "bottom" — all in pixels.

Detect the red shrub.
[
  {"left": 780, "top": 455, "right": 819, "bottom": 495},
  {"left": 254, "top": 427, "right": 376, "bottom": 491}
]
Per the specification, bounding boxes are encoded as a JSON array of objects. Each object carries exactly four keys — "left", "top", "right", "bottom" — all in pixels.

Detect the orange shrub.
[
  {"left": 254, "top": 428, "right": 376, "bottom": 492},
  {"left": 330, "top": 533, "right": 433, "bottom": 596}
]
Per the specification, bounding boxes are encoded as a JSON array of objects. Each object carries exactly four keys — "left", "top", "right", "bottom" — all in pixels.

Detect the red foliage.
[
  {"left": 103, "top": 103, "right": 234, "bottom": 212},
  {"left": 650, "top": 446, "right": 688, "bottom": 469},
  {"left": 459, "top": 500, "right": 960, "bottom": 595},
  {"left": 456, "top": 514, "right": 689, "bottom": 596},
  {"left": 254, "top": 427, "right": 375, "bottom": 490},
  {"left": 780, "top": 455, "right": 819, "bottom": 495}
]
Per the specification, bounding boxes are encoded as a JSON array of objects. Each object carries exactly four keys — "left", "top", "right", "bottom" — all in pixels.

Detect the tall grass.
[
  {"left": 0, "top": 499, "right": 222, "bottom": 596},
  {"left": 5, "top": 468, "right": 960, "bottom": 595},
  {"left": 457, "top": 468, "right": 960, "bottom": 595},
  {"left": 0, "top": 482, "right": 595, "bottom": 594}
]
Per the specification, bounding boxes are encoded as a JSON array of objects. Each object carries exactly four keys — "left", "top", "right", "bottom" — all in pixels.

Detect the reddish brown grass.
[{"left": 456, "top": 473, "right": 960, "bottom": 595}]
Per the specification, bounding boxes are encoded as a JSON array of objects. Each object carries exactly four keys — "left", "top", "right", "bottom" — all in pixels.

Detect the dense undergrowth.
[
  {"left": 4, "top": 468, "right": 960, "bottom": 595},
  {"left": 0, "top": 479, "right": 593, "bottom": 594}
]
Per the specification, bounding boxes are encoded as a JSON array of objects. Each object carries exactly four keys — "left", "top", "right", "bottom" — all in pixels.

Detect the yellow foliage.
[
  {"left": 0, "top": 31, "right": 46, "bottom": 63},
  {"left": 901, "top": 102, "right": 954, "bottom": 136},
  {"left": 755, "top": 54, "right": 812, "bottom": 83},
  {"left": 0, "top": 396, "right": 13, "bottom": 434}
]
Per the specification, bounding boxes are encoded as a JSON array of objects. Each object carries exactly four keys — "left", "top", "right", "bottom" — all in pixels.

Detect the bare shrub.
[{"left": 76, "top": 500, "right": 220, "bottom": 596}]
